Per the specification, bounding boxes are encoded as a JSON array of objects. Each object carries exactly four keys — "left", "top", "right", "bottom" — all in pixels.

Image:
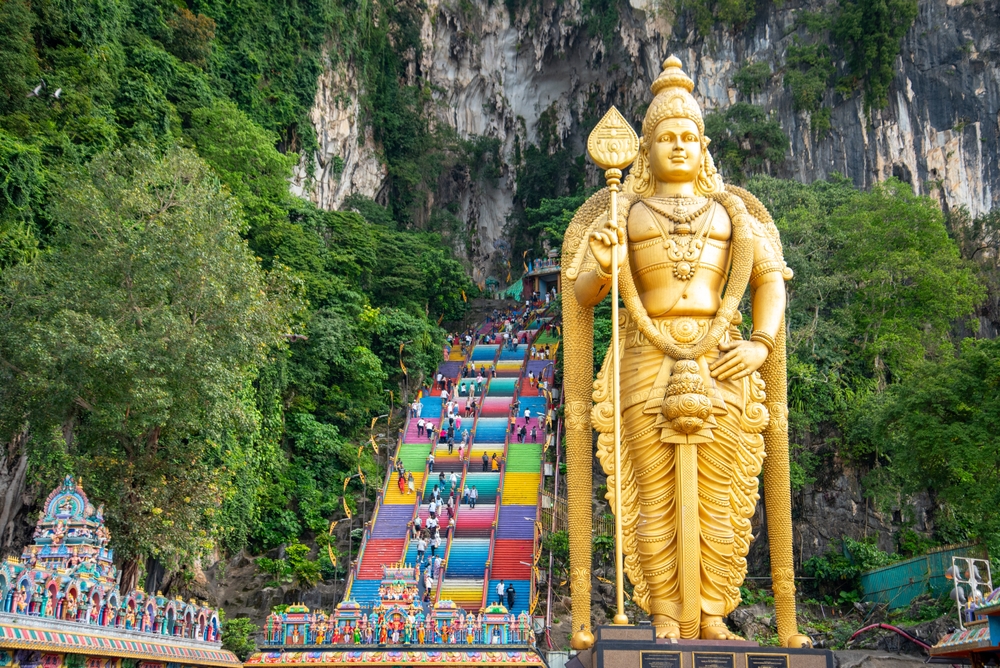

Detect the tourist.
[
  {"left": 416, "top": 536, "right": 426, "bottom": 561},
  {"left": 427, "top": 423, "right": 435, "bottom": 442},
  {"left": 427, "top": 450, "right": 435, "bottom": 472},
  {"left": 428, "top": 498, "right": 438, "bottom": 516},
  {"left": 416, "top": 400, "right": 423, "bottom": 417},
  {"left": 426, "top": 515, "right": 438, "bottom": 533},
  {"left": 524, "top": 408, "right": 531, "bottom": 423},
  {"left": 438, "top": 471, "right": 446, "bottom": 488},
  {"left": 482, "top": 452, "right": 489, "bottom": 472},
  {"left": 440, "top": 388, "right": 448, "bottom": 401},
  {"left": 447, "top": 516, "right": 456, "bottom": 537},
  {"left": 496, "top": 579, "right": 505, "bottom": 605},
  {"left": 447, "top": 434, "right": 454, "bottom": 455},
  {"left": 462, "top": 486, "right": 470, "bottom": 506},
  {"left": 413, "top": 515, "right": 422, "bottom": 536},
  {"left": 457, "top": 441, "right": 465, "bottom": 461},
  {"left": 476, "top": 373, "right": 484, "bottom": 391},
  {"left": 528, "top": 370, "right": 535, "bottom": 386},
  {"left": 469, "top": 486, "right": 478, "bottom": 509},
  {"left": 407, "top": 471, "right": 415, "bottom": 494},
  {"left": 459, "top": 382, "right": 466, "bottom": 396},
  {"left": 449, "top": 471, "right": 458, "bottom": 489},
  {"left": 491, "top": 453, "right": 499, "bottom": 472},
  {"left": 417, "top": 418, "right": 425, "bottom": 436},
  {"left": 398, "top": 473, "right": 406, "bottom": 495},
  {"left": 436, "top": 372, "right": 444, "bottom": 389},
  {"left": 455, "top": 414, "right": 462, "bottom": 431},
  {"left": 531, "top": 426, "right": 537, "bottom": 443},
  {"left": 430, "top": 533, "right": 440, "bottom": 557},
  {"left": 506, "top": 582, "right": 516, "bottom": 610},
  {"left": 434, "top": 555, "right": 443, "bottom": 578}
]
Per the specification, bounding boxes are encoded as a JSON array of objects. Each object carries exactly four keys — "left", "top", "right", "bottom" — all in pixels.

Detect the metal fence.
[
  {"left": 861, "top": 542, "right": 988, "bottom": 610},
  {"left": 538, "top": 491, "right": 567, "bottom": 533}
]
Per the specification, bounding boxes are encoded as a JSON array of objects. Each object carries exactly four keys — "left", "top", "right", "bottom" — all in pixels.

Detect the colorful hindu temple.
[
  {"left": 0, "top": 477, "right": 240, "bottom": 668},
  {"left": 246, "top": 563, "right": 544, "bottom": 665}
]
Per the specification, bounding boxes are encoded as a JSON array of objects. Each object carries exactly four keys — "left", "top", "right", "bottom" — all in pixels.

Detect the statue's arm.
[
  {"left": 749, "top": 224, "right": 787, "bottom": 337},
  {"left": 574, "top": 267, "right": 611, "bottom": 307}
]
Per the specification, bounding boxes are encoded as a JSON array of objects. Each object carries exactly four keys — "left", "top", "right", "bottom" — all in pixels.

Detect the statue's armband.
[{"left": 749, "top": 217, "right": 789, "bottom": 289}]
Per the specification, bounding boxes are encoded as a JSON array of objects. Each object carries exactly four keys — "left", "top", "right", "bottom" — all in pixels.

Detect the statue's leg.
[
  {"left": 622, "top": 402, "right": 680, "bottom": 638},
  {"left": 698, "top": 420, "right": 742, "bottom": 640}
]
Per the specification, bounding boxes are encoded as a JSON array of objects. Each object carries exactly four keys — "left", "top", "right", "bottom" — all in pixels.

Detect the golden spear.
[{"left": 586, "top": 107, "right": 639, "bottom": 627}]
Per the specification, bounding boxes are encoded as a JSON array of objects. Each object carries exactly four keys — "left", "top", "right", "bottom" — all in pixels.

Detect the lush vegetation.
[{"left": 0, "top": 0, "right": 473, "bottom": 587}]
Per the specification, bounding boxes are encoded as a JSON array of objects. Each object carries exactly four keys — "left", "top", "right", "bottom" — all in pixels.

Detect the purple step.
[
  {"left": 496, "top": 505, "right": 536, "bottom": 539},
  {"left": 438, "top": 361, "right": 462, "bottom": 378},
  {"left": 371, "top": 504, "right": 415, "bottom": 538}
]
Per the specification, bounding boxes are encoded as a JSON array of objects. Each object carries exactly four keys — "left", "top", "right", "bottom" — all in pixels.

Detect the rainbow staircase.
[{"left": 344, "top": 307, "right": 558, "bottom": 622}]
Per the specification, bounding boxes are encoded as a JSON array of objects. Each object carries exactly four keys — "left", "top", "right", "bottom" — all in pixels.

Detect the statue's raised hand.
[{"left": 588, "top": 213, "right": 628, "bottom": 276}]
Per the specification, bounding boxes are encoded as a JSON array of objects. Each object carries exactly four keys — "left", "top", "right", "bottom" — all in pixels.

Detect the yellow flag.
[
  {"left": 461, "top": 289, "right": 467, "bottom": 302},
  {"left": 357, "top": 462, "right": 366, "bottom": 485},
  {"left": 506, "top": 271, "right": 511, "bottom": 283},
  {"left": 342, "top": 496, "right": 352, "bottom": 519},
  {"left": 523, "top": 250, "right": 528, "bottom": 272},
  {"left": 370, "top": 434, "right": 378, "bottom": 454},
  {"left": 399, "top": 342, "right": 407, "bottom": 375},
  {"left": 327, "top": 520, "right": 338, "bottom": 567}
]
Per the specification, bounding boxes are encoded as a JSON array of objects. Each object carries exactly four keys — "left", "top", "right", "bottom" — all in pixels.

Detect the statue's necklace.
[
  {"left": 640, "top": 199, "right": 715, "bottom": 282},
  {"left": 643, "top": 197, "right": 713, "bottom": 226}
]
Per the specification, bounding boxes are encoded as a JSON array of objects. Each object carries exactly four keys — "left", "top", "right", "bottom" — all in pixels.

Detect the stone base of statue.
[{"left": 567, "top": 626, "right": 834, "bottom": 668}]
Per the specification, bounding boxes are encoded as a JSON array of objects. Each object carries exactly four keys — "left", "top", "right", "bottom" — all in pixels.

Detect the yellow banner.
[
  {"left": 342, "top": 496, "right": 352, "bottom": 519},
  {"left": 399, "top": 342, "right": 407, "bottom": 375},
  {"left": 327, "top": 521, "right": 338, "bottom": 567},
  {"left": 461, "top": 289, "right": 467, "bottom": 302}
]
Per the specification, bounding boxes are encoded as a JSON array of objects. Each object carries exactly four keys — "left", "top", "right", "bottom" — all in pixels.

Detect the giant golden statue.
[{"left": 562, "top": 56, "right": 809, "bottom": 646}]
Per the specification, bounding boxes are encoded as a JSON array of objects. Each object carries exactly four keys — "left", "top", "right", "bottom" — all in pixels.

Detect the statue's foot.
[
  {"left": 652, "top": 614, "right": 680, "bottom": 639},
  {"left": 700, "top": 616, "right": 742, "bottom": 641}
]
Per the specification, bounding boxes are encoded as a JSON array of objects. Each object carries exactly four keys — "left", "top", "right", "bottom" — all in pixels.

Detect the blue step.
[
  {"left": 498, "top": 344, "right": 528, "bottom": 361},
  {"left": 486, "top": 579, "right": 531, "bottom": 614},
  {"left": 475, "top": 418, "right": 508, "bottom": 442},
  {"left": 518, "top": 396, "right": 547, "bottom": 417},
  {"left": 471, "top": 345, "right": 498, "bottom": 361},
  {"left": 445, "top": 538, "right": 491, "bottom": 577},
  {"left": 347, "top": 579, "right": 382, "bottom": 605}
]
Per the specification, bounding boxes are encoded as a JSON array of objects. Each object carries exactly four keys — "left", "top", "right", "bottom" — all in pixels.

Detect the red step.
[
  {"left": 357, "top": 539, "right": 405, "bottom": 579},
  {"left": 490, "top": 539, "right": 533, "bottom": 579}
]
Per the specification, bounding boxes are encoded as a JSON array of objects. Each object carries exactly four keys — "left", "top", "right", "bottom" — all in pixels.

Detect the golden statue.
[{"left": 561, "top": 56, "right": 810, "bottom": 647}]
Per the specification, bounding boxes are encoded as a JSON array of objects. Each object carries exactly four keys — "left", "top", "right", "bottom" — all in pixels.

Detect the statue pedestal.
[{"left": 568, "top": 626, "right": 834, "bottom": 668}]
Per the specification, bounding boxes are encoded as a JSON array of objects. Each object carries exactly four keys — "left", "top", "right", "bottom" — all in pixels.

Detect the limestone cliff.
[{"left": 293, "top": 0, "right": 998, "bottom": 278}]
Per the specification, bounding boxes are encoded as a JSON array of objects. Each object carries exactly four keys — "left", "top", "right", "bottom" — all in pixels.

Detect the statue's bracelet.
[
  {"left": 749, "top": 330, "right": 775, "bottom": 353},
  {"left": 594, "top": 265, "right": 612, "bottom": 281}
]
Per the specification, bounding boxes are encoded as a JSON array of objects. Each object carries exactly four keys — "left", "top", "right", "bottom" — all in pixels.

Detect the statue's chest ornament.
[{"left": 641, "top": 198, "right": 714, "bottom": 281}]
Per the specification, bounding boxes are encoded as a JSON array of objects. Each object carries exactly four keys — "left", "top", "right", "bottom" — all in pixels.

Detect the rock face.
[{"left": 294, "top": 0, "right": 998, "bottom": 275}]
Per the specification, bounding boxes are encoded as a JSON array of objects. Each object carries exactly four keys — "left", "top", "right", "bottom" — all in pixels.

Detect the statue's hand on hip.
[
  {"left": 709, "top": 340, "right": 769, "bottom": 381},
  {"left": 588, "top": 214, "right": 627, "bottom": 275}
]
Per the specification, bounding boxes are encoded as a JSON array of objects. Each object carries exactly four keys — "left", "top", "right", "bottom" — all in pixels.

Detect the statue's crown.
[
  {"left": 651, "top": 56, "right": 695, "bottom": 95},
  {"left": 641, "top": 55, "right": 704, "bottom": 139}
]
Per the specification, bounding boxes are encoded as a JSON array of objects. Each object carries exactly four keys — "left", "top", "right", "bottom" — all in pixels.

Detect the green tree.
[
  {"left": 832, "top": 0, "right": 918, "bottom": 109},
  {"left": 221, "top": 615, "right": 258, "bottom": 661},
  {"left": 0, "top": 147, "right": 293, "bottom": 586},
  {"left": 851, "top": 339, "right": 1000, "bottom": 554},
  {"left": 704, "top": 103, "right": 788, "bottom": 184}
]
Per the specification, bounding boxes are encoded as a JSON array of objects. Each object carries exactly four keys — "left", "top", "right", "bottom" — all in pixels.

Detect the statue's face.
[{"left": 648, "top": 117, "right": 702, "bottom": 185}]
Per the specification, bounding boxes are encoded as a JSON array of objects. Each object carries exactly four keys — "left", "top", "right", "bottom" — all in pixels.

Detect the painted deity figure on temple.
[{"left": 563, "top": 56, "right": 806, "bottom": 643}]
